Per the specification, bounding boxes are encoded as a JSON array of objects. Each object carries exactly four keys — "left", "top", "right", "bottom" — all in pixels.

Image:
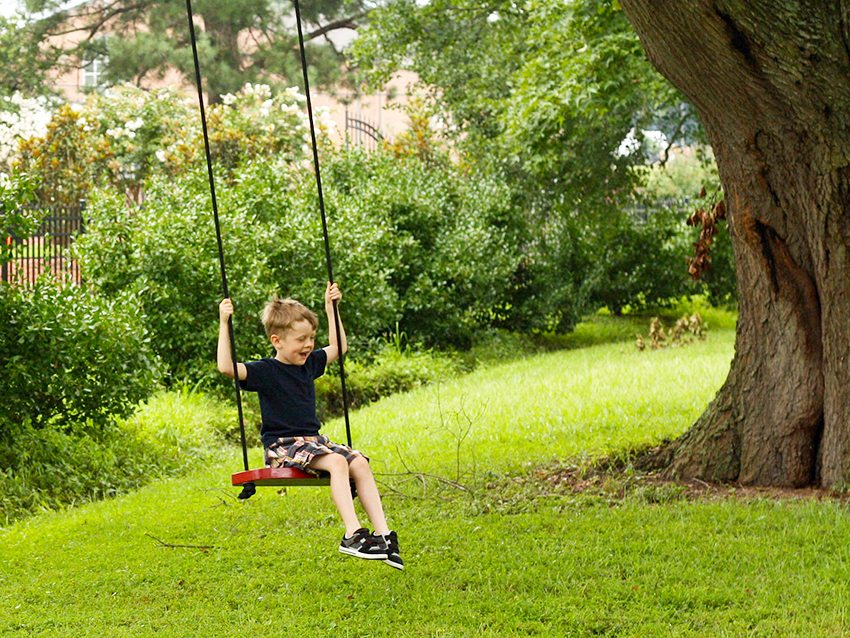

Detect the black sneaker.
[
  {"left": 339, "top": 528, "right": 388, "bottom": 560},
  {"left": 380, "top": 531, "right": 404, "bottom": 570}
]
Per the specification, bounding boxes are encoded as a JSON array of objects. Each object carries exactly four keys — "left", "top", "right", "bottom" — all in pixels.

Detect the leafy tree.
[
  {"left": 0, "top": 16, "right": 53, "bottom": 100},
  {"left": 622, "top": 0, "right": 850, "bottom": 488},
  {"left": 13, "top": 82, "right": 321, "bottom": 204},
  {"left": 23, "top": 0, "right": 368, "bottom": 101},
  {"left": 353, "top": 0, "right": 697, "bottom": 211},
  {"left": 354, "top": 0, "right": 715, "bottom": 316}
]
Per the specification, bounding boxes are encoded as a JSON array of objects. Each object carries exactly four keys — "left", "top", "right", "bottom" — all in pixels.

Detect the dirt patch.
[{"left": 527, "top": 462, "right": 849, "bottom": 504}]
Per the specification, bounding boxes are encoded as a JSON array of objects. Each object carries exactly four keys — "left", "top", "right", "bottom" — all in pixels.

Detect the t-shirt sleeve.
[
  {"left": 310, "top": 349, "right": 327, "bottom": 379},
  {"left": 240, "top": 359, "right": 272, "bottom": 392}
]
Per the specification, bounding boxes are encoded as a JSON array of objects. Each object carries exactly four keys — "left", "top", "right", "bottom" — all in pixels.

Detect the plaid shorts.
[{"left": 264, "top": 435, "right": 365, "bottom": 476}]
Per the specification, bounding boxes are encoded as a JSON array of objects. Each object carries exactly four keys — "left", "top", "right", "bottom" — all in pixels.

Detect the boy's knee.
[
  {"left": 315, "top": 452, "right": 349, "bottom": 475},
  {"left": 349, "top": 455, "right": 371, "bottom": 476}
]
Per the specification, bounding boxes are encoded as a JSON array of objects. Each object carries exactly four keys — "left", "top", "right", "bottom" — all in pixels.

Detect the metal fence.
[
  {"left": 2, "top": 202, "right": 86, "bottom": 286},
  {"left": 344, "top": 111, "right": 384, "bottom": 151}
]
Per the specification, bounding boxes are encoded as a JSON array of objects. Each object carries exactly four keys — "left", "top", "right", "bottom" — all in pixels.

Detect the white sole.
[{"left": 339, "top": 546, "right": 388, "bottom": 560}]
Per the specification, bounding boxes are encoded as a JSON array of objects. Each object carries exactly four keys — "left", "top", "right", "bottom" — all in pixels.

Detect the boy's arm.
[
  {"left": 323, "top": 282, "right": 348, "bottom": 364},
  {"left": 217, "top": 298, "right": 247, "bottom": 380}
]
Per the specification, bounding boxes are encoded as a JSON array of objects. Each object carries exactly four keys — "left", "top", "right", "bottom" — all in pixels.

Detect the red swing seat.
[{"left": 231, "top": 466, "right": 330, "bottom": 487}]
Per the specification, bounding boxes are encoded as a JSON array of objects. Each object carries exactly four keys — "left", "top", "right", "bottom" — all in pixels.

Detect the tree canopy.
[
  {"left": 21, "top": 0, "right": 370, "bottom": 100},
  {"left": 353, "top": 0, "right": 702, "bottom": 212}
]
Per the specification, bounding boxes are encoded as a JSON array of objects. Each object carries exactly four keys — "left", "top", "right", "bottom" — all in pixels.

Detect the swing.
[{"left": 185, "top": 0, "right": 353, "bottom": 498}]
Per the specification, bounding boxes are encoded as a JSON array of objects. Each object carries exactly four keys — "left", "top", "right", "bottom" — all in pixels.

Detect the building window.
[{"left": 82, "top": 50, "right": 107, "bottom": 88}]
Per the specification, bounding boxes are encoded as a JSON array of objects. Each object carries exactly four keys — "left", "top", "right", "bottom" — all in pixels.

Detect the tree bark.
[{"left": 620, "top": 0, "right": 850, "bottom": 487}]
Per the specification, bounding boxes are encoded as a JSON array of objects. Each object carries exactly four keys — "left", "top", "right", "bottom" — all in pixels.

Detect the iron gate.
[{"left": 2, "top": 202, "right": 86, "bottom": 286}]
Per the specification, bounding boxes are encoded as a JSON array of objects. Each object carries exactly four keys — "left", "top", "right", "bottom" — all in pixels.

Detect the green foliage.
[
  {"left": 0, "top": 418, "right": 160, "bottom": 525},
  {"left": 639, "top": 149, "right": 736, "bottom": 304},
  {"left": 0, "top": 277, "right": 162, "bottom": 441},
  {"left": 0, "top": 276, "right": 164, "bottom": 524},
  {"left": 643, "top": 147, "right": 717, "bottom": 199},
  {"left": 698, "top": 220, "right": 736, "bottom": 304},
  {"left": 13, "top": 82, "right": 314, "bottom": 205},
  {"left": 354, "top": 0, "right": 695, "bottom": 207},
  {"left": 77, "top": 145, "right": 530, "bottom": 384},
  {"left": 0, "top": 389, "right": 233, "bottom": 525},
  {"left": 583, "top": 204, "right": 694, "bottom": 315},
  {"left": 23, "top": 0, "right": 362, "bottom": 101},
  {"left": 0, "top": 16, "right": 52, "bottom": 100},
  {"left": 14, "top": 104, "right": 102, "bottom": 205},
  {"left": 75, "top": 172, "right": 276, "bottom": 385},
  {"left": 354, "top": 0, "right": 711, "bottom": 318},
  {"left": 319, "top": 148, "right": 527, "bottom": 347},
  {"left": 0, "top": 172, "right": 42, "bottom": 265},
  {"left": 317, "top": 340, "right": 460, "bottom": 417}
]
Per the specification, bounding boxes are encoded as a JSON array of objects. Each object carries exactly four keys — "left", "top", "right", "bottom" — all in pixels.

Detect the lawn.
[{"left": 3, "top": 326, "right": 850, "bottom": 637}]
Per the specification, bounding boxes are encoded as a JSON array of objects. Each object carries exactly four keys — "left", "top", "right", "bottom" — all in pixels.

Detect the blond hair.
[{"left": 261, "top": 297, "right": 318, "bottom": 338}]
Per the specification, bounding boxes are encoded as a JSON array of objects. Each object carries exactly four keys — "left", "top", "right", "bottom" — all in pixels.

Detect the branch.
[
  {"left": 145, "top": 532, "right": 222, "bottom": 551},
  {"left": 305, "top": 12, "right": 367, "bottom": 41},
  {"left": 658, "top": 111, "right": 691, "bottom": 167},
  {"left": 43, "top": 1, "right": 147, "bottom": 42}
]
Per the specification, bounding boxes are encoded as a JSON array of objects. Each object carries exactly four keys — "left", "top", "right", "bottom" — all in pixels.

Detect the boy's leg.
[
  {"left": 348, "top": 456, "right": 404, "bottom": 569},
  {"left": 311, "top": 452, "right": 388, "bottom": 560},
  {"left": 348, "top": 456, "right": 389, "bottom": 535},
  {"left": 308, "top": 452, "right": 360, "bottom": 536}
]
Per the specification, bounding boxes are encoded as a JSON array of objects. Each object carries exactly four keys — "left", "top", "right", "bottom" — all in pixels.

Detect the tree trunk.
[{"left": 620, "top": 0, "right": 850, "bottom": 487}]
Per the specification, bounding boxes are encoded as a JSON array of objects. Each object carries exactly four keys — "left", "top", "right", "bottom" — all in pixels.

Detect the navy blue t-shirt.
[{"left": 239, "top": 349, "right": 328, "bottom": 447}]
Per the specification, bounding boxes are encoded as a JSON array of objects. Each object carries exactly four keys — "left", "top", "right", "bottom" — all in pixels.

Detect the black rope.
[
  {"left": 293, "top": 0, "right": 353, "bottom": 449},
  {"left": 184, "top": 0, "right": 254, "bottom": 499}
]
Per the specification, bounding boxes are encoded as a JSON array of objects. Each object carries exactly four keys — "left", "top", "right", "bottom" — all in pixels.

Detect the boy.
[{"left": 217, "top": 282, "right": 402, "bottom": 570}]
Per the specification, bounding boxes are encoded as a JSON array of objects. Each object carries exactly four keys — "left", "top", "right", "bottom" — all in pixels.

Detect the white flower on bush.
[
  {"left": 125, "top": 117, "right": 144, "bottom": 131},
  {"left": 155, "top": 149, "right": 167, "bottom": 163},
  {"left": 284, "top": 86, "right": 307, "bottom": 104},
  {"left": 0, "top": 94, "right": 54, "bottom": 168},
  {"left": 243, "top": 83, "right": 272, "bottom": 100},
  {"left": 315, "top": 106, "right": 337, "bottom": 138}
]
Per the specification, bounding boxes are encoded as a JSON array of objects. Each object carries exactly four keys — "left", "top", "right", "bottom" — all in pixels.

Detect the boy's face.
[{"left": 271, "top": 319, "right": 316, "bottom": 365}]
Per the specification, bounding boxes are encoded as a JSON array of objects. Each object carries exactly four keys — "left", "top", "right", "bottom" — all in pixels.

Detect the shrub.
[
  {"left": 316, "top": 340, "right": 460, "bottom": 418},
  {"left": 0, "top": 388, "right": 237, "bottom": 525},
  {"left": 0, "top": 277, "right": 162, "bottom": 446},
  {"left": 77, "top": 147, "right": 527, "bottom": 384},
  {"left": 583, "top": 204, "right": 695, "bottom": 315},
  {"left": 74, "top": 171, "right": 277, "bottom": 385},
  {"left": 0, "top": 418, "right": 162, "bottom": 525}
]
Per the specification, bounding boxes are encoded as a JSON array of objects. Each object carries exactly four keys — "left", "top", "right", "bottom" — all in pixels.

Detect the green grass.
[
  {"left": 330, "top": 331, "right": 734, "bottom": 480},
  {"left": 4, "top": 325, "right": 850, "bottom": 636}
]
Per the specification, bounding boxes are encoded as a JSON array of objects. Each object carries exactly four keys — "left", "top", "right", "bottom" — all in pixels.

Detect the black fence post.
[{"left": 3, "top": 201, "right": 86, "bottom": 287}]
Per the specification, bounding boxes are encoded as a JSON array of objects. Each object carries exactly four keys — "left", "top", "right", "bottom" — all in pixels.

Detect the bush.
[
  {"left": 583, "top": 204, "right": 695, "bottom": 315},
  {"left": 0, "top": 388, "right": 236, "bottom": 525},
  {"left": 0, "top": 277, "right": 162, "bottom": 446},
  {"left": 0, "top": 418, "right": 161, "bottom": 525},
  {"left": 316, "top": 149, "right": 526, "bottom": 348},
  {"left": 77, "top": 147, "right": 527, "bottom": 385},
  {"left": 316, "top": 340, "right": 460, "bottom": 418}
]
